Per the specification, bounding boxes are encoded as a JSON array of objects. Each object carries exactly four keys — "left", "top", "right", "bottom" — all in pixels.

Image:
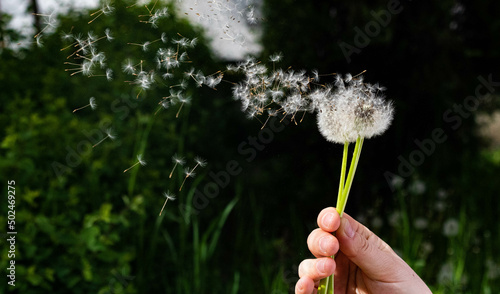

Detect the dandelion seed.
[
  {"left": 35, "top": 35, "right": 44, "bottom": 47},
  {"left": 179, "top": 167, "right": 196, "bottom": 192},
  {"left": 122, "top": 59, "right": 136, "bottom": 74},
  {"left": 155, "top": 100, "right": 170, "bottom": 115},
  {"left": 92, "top": 128, "right": 116, "bottom": 148},
  {"left": 88, "top": 1, "right": 114, "bottom": 24},
  {"left": 161, "top": 32, "right": 168, "bottom": 43},
  {"left": 176, "top": 95, "right": 191, "bottom": 118},
  {"left": 106, "top": 68, "right": 113, "bottom": 81},
  {"left": 127, "top": 41, "right": 151, "bottom": 51},
  {"left": 105, "top": 28, "right": 113, "bottom": 41},
  {"left": 123, "top": 154, "right": 147, "bottom": 173},
  {"left": 33, "top": 11, "right": 57, "bottom": 39},
  {"left": 73, "top": 97, "right": 97, "bottom": 112},
  {"left": 179, "top": 157, "right": 206, "bottom": 191},
  {"left": 169, "top": 154, "right": 185, "bottom": 178},
  {"left": 159, "top": 191, "right": 176, "bottom": 216},
  {"left": 61, "top": 30, "right": 73, "bottom": 41},
  {"left": 269, "top": 52, "right": 283, "bottom": 63}
]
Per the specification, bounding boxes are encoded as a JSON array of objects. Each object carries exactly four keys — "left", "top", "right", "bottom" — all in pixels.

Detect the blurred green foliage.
[{"left": 0, "top": 0, "right": 499, "bottom": 293}]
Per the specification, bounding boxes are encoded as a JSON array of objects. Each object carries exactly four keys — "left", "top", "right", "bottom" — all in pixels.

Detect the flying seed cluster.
[
  {"left": 230, "top": 58, "right": 394, "bottom": 142},
  {"left": 52, "top": 1, "right": 215, "bottom": 214}
]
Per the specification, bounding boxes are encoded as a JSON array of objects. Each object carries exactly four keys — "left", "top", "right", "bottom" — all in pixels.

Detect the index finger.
[{"left": 317, "top": 207, "right": 341, "bottom": 233}]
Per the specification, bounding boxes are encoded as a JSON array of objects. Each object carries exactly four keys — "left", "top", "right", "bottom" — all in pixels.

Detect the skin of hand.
[{"left": 295, "top": 207, "right": 432, "bottom": 294}]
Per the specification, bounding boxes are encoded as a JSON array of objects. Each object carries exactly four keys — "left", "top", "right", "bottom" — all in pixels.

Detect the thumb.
[{"left": 336, "top": 214, "right": 407, "bottom": 280}]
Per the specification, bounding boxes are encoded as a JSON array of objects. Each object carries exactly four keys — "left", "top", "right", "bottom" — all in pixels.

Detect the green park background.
[{"left": 1, "top": 0, "right": 499, "bottom": 293}]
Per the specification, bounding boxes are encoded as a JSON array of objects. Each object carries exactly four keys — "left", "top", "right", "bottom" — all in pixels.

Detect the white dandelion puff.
[{"left": 443, "top": 218, "right": 460, "bottom": 237}]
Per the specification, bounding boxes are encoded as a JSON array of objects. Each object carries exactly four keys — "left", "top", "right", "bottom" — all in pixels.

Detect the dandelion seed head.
[
  {"left": 414, "top": 217, "right": 429, "bottom": 230},
  {"left": 316, "top": 75, "right": 394, "bottom": 143},
  {"left": 443, "top": 218, "right": 460, "bottom": 237}
]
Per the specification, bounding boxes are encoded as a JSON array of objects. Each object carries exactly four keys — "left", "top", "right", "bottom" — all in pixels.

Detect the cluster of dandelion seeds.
[
  {"left": 229, "top": 55, "right": 394, "bottom": 294},
  {"left": 54, "top": 1, "right": 221, "bottom": 216},
  {"left": 316, "top": 74, "right": 394, "bottom": 143}
]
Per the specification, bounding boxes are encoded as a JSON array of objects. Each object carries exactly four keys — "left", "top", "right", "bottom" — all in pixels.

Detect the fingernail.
[
  {"left": 319, "top": 236, "right": 329, "bottom": 254},
  {"left": 323, "top": 212, "right": 335, "bottom": 229},
  {"left": 343, "top": 218, "right": 355, "bottom": 238},
  {"left": 316, "top": 259, "right": 326, "bottom": 274}
]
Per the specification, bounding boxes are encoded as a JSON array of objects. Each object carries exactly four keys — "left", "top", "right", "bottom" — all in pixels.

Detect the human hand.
[{"left": 295, "top": 207, "right": 431, "bottom": 294}]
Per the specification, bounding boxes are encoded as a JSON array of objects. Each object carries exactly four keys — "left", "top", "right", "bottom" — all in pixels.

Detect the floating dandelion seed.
[
  {"left": 92, "top": 128, "right": 116, "bottom": 148},
  {"left": 176, "top": 95, "right": 191, "bottom": 118},
  {"left": 88, "top": 1, "right": 114, "bottom": 24},
  {"left": 33, "top": 11, "right": 57, "bottom": 39},
  {"left": 35, "top": 35, "right": 44, "bottom": 47},
  {"left": 106, "top": 69, "right": 113, "bottom": 81},
  {"left": 179, "top": 157, "right": 206, "bottom": 191},
  {"left": 159, "top": 191, "right": 176, "bottom": 216},
  {"left": 73, "top": 97, "right": 97, "bottom": 113},
  {"left": 155, "top": 100, "right": 170, "bottom": 115},
  {"left": 123, "top": 154, "right": 147, "bottom": 173},
  {"left": 104, "top": 28, "right": 113, "bottom": 41},
  {"left": 169, "top": 154, "right": 185, "bottom": 178}
]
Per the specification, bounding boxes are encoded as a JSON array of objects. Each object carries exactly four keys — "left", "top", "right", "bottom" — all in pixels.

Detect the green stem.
[
  {"left": 320, "top": 142, "right": 350, "bottom": 294},
  {"left": 319, "top": 138, "right": 364, "bottom": 294},
  {"left": 336, "top": 142, "right": 349, "bottom": 209},
  {"left": 318, "top": 276, "right": 329, "bottom": 293},
  {"left": 338, "top": 137, "right": 364, "bottom": 217}
]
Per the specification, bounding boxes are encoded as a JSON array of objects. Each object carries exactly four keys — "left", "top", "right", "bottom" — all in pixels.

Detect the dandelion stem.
[
  {"left": 179, "top": 176, "right": 189, "bottom": 192},
  {"left": 73, "top": 104, "right": 90, "bottom": 112},
  {"left": 176, "top": 103, "right": 184, "bottom": 118},
  {"left": 123, "top": 162, "right": 140, "bottom": 173},
  {"left": 169, "top": 162, "right": 178, "bottom": 178},
  {"left": 336, "top": 142, "right": 349, "bottom": 209},
  {"left": 159, "top": 198, "right": 170, "bottom": 216},
  {"left": 339, "top": 136, "right": 364, "bottom": 217},
  {"left": 92, "top": 135, "right": 109, "bottom": 148}
]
